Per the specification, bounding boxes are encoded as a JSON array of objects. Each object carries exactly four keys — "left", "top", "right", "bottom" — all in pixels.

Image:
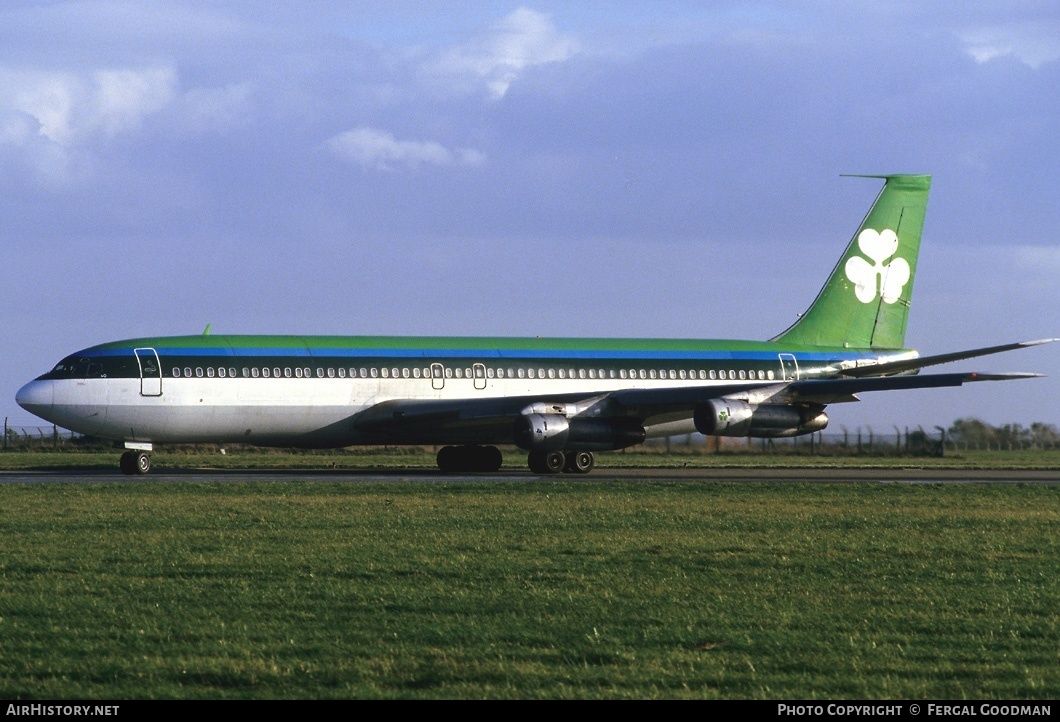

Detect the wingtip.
[{"left": 963, "top": 372, "right": 1046, "bottom": 382}]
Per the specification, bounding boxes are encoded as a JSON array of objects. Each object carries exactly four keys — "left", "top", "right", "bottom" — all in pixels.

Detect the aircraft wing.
[
  {"left": 841, "top": 339, "right": 1057, "bottom": 377},
  {"left": 350, "top": 381, "right": 779, "bottom": 441},
  {"left": 350, "top": 370, "right": 1043, "bottom": 443},
  {"left": 761, "top": 372, "right": 1043, "bottom": 405},
  {"left": 349, "top": 391, "right": 592, "bottom": 444},
  {"left": 603, "top": 372, "right": 1043, "bottom": 414}
]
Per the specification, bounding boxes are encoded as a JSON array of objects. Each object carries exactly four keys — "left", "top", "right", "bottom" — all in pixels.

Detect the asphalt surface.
[{"left": 2, "top": 467, "right": 1058, "bottom": 484}]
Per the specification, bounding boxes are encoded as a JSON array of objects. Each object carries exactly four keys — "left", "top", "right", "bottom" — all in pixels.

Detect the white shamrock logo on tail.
[{"left": 844, "top": 229, "right": 910, "bottom": 304}]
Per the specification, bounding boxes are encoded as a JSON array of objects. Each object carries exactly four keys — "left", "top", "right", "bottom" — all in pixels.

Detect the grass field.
[{"left": 0, "top": 478, "right": 1057, "bottom": 699}]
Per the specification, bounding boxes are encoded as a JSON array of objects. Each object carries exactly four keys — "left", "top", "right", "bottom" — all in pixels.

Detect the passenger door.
[
  {"left": 135, "top": 348, "right": 163, "bottom": 396},
  {"left": 778, "top": 353, "right": 799, "bottom": 382}
]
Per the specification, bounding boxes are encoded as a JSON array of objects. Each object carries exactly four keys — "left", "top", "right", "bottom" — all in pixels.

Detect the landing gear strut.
[
  {"left": 436, "top": 445, "right": 504, "bottom": 473},
  {"left": 119, "top": 450, "right": 151, "bottom": 476},
  {"left": 527, "top": 450, "right": 594, "bottom": 475}
]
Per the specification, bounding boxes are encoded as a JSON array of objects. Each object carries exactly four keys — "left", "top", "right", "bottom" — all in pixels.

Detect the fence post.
[
  {"left": 3, "top": 417, "right": 6, "bottom": 451},
  {"left": 934, "top": 426, "right": 946, "bottom": 457}
]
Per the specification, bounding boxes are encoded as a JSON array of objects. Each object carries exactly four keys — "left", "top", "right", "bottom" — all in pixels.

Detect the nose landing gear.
[{"left": 119, "top": 450, "right": 152, "bottom": 475}]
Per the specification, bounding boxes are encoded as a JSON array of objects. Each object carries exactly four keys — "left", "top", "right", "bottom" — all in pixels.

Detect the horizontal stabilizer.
[{"left": 842, "top": 339, "right": 1057, "bottom": 377}]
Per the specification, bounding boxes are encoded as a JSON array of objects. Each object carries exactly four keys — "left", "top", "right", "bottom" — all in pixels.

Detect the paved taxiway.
[{"left": 2, "top": 468, "right": 1058, "bottom": 484}]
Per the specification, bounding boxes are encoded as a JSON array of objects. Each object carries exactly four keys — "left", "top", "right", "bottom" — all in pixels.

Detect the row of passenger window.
[{"left": 170, "top": 366, "right": 778, "bottom": 381}]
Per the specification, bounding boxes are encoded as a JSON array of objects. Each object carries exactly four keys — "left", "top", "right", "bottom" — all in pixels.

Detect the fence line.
[
  {"left": 642, "top": 427, "right": 1060, "bottom": 454},
  {"left": 3, "top": 419, "right": 81, "bottom": 450}
]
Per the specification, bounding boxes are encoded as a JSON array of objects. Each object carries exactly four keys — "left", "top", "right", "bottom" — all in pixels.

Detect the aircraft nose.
[{"left": 16, "top": 379, "right": 54, "bottom": 416}]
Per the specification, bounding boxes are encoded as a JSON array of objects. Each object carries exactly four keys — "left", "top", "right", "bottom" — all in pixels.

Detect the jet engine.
[
  {"left": 513, "top": 414, "right": 646, "bottom": 451},
  {"left": 694, "top": 400, "right": 828, "bottom": 438}
]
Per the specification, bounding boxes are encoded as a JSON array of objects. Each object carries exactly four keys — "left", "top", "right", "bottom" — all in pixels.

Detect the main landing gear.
[
  {"left": 436, "top": 445, "right": 504, "bottom": 473},
  {"left": 434, "top": 446, "right": 596, "bottom": 474},
  {"left": 119, "top": 450, "right": 152, "bottom": 475},
  {"left": 527, "top": 450, "right": 595, "bottom": 475}
]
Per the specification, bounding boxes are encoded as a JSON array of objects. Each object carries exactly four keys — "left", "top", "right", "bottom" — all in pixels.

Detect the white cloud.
[
  {"left": 0, "top": 107, "right": 83, "bottom": 186},
  {"left": 423, "top": 7, "right": 578, "bottom": 99},
  {"left": 1, "top": 66, "right": 177, "bottom": 145},
  {"left": 91, "top": 67, "right": 177, "bottom": 136},
  {"left": 0, "top": 108, "right": 39, "bottom": 146},
  {"left": 958, "top": 21, "right": 1060, "bottom": 68},
  {"left": 0, "top": 64, "right": 259, "bottom": 184},
  {"left": 326, "top": 126, "right": 485, "bottom": 171}
]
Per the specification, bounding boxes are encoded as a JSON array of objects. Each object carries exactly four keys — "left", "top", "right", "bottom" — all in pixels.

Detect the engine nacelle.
[
  {"left": 513, "top": 414, "right": 646, "bottom": 451},
  {"left": 693, "top": 400, "right": 828, "bottom": 438}
]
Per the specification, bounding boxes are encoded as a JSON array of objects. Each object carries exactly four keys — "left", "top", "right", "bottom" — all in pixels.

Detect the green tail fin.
[{"left": 772, "top": 174, "right": 931, "bottom": 350}]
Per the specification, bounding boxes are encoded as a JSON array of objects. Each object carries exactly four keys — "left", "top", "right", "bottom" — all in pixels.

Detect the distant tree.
[
  {"left": 947, "top": 418, "right": 1059, "bottom": 450},
  {"left": 947, "top": 418, "right": 993, "bottom": 448},
  {"left": 1029, "top": 422, "right": 1060, "bottom": 448}
]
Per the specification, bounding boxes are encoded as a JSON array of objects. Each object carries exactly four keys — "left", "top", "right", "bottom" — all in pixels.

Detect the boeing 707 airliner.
[{"left": 16, "top": 175, "right": 1053, "bottom": 474}]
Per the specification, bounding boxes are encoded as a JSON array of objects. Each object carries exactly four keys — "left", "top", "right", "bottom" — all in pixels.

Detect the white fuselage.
[{"left": 19, "top": 366, "right": 760, "bottom": 447}]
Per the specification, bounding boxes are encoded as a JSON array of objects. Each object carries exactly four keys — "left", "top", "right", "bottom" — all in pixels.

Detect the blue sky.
[{"left": 2, "top": 1, "right": 1057, "bottom": 433}]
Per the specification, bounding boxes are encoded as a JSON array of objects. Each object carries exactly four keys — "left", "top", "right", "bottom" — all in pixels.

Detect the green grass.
[{"left": 0, "top": 481, "right": 1057, "bottom": 699}]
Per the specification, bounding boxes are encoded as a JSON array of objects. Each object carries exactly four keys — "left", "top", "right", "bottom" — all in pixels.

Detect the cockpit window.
[
  {"left": 75, "top": 358, "right": 103, "bottom": 377},
  {"left": 48, "top": 357, "right": 82, "bottom": 378},
  {"left": 47, "top": 356, "right": 103, "bottom": 378}
]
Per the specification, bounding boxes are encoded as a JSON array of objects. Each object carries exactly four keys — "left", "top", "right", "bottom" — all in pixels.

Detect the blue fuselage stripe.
[{"left": 80, "top": 346, "right": 878, "bottom": 363}]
